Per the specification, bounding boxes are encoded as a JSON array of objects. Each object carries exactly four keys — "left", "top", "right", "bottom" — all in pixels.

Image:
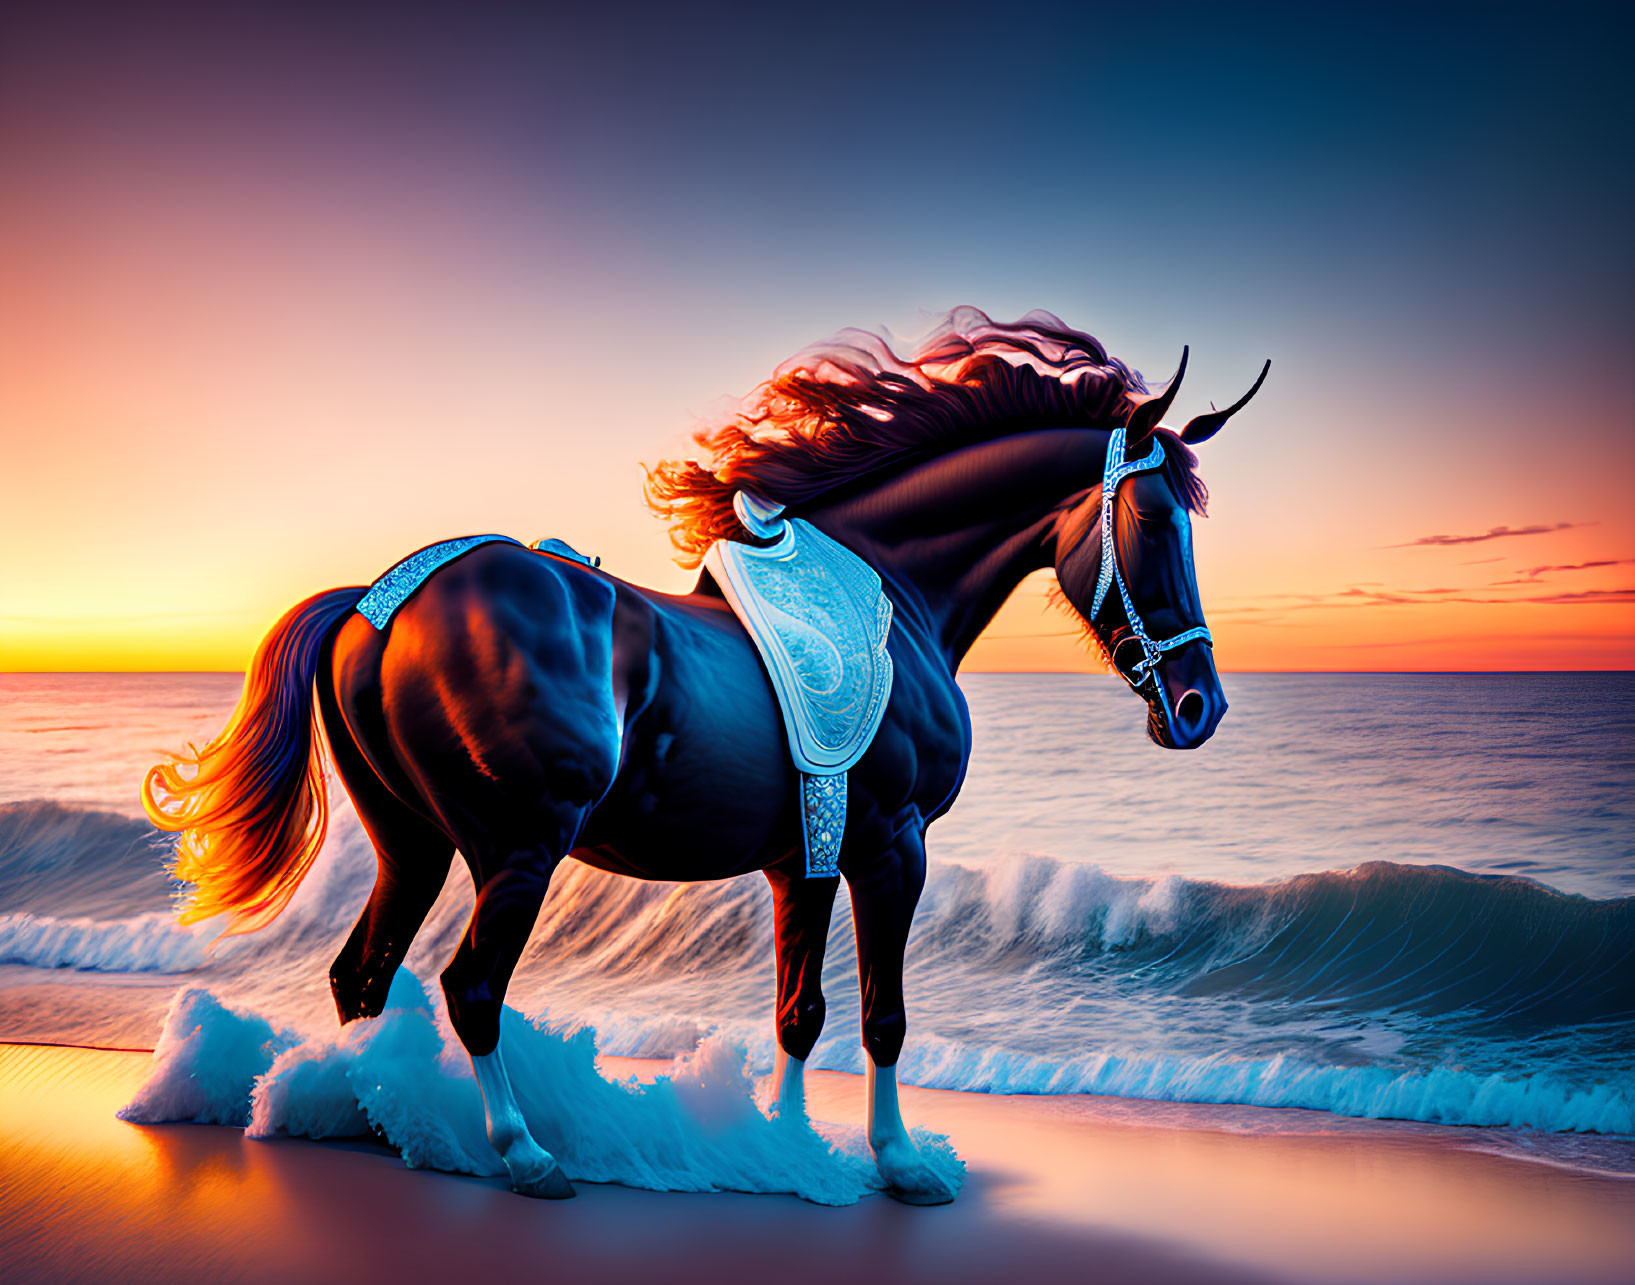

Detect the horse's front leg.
[
  {"left": 764, "top": 865, "right": 839, "bottom": 1120},
  {"left": 847, "top": 825, "right": 955, "bottom": 1205}
]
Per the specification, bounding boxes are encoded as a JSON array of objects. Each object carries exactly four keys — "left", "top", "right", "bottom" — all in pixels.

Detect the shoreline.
[
  {"left": 4, "top": 1042, "right": 1634, "bottom": 1285},
  {"left": 10, "top": 1027, "right": 1635, "bottom": 1182}
]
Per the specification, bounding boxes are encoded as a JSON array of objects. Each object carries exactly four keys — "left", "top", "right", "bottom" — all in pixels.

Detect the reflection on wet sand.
[{"left": 5, "top": 1044, "right": 1634, "bottom": 1285}]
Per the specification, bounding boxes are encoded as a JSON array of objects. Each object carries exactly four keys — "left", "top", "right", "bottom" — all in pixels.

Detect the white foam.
[
  {"left": 883, "top": 1038, "right": 1635, "bottom": 1135},
  {"left": 119, "top": 987, "right": 296, "bottom": 1125},
  {"left": 120, "top": 971, "right": 965, "bottom": 1206},
  {"left": 0, "top": 910, "right": 212, "bottom": 973},
  {"left": 564, "top": 1007, "right": 1635, "bottom": 1136},
  {"left": 929, "top": 855, "right": 1194, "bottom": 957}
]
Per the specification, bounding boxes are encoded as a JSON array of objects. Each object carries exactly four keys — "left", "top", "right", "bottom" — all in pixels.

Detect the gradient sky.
[{"left": 2, "top": 1, "right": 1631, "bottom": 671}]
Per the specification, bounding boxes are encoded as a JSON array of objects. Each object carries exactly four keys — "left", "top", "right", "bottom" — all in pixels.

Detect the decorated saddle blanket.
[
  {"left": 705, "top": 492, "right": 894, "bottom": 877},
  {"left": 356, "top": 534, "right": 598, "bottom": 630}
]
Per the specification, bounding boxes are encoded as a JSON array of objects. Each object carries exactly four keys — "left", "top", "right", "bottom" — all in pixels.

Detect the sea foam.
[
  {"left": 118, "top": 970, "right": 965, "bottom": 1206},
  {"left": 0, "top": 910, "right": 210, "bottom": 973},
  {"left": 11, "top": 792, "right": 1632, "bottom": 1142},
  {"left": 884, "top": 1038, "right": 1635, "bottom": 1135}
]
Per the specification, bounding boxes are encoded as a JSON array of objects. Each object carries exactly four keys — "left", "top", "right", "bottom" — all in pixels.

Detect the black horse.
[{"left": 145, "top": 308, "right": 1265, "bottom": 1203}]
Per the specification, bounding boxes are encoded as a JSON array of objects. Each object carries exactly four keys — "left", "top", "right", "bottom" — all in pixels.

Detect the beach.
[
  {"left": 3, "top": 672, "right": 1633, "bottom": 1283},
  {"left": 5, "top": 0, "right": 1633, "bottom": 1276},
  {"left": 4, "top": 1041, "right": 1633, "bottom": 1285}
]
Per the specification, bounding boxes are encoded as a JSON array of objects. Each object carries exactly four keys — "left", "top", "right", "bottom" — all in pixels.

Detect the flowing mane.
[{"left": 646, "top": 306, "right": 1207, "bottom": 566}]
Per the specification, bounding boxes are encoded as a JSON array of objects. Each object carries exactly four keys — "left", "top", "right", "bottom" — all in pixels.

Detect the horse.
[{"left": 143, "top": 307, "right": 1266, "bottom": 1204}]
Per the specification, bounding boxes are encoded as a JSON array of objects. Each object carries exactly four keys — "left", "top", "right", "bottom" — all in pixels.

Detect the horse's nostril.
[{"left": 1176, "top": 689, "right": 1206, "bottom": 731}]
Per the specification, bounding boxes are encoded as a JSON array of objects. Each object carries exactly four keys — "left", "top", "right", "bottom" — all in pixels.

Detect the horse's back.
[
  {"left": 323, "top": 542, "right": 968, "bottom": 883},
  {"left": 326, "top": 545, "right": 797, "bottom": 875}
]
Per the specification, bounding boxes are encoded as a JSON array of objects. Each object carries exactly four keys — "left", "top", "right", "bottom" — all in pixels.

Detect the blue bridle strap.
[{"left": 1089, "top": 426, "right": 1212, "bottom": 687}]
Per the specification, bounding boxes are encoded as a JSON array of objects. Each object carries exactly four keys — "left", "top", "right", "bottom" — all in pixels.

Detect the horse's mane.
[{"left": 645, "top": 306, "right": 1206, "bottom": 566}]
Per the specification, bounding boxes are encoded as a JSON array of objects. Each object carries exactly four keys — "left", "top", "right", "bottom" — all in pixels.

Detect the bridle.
[{"left": 1089, "top": 425, "right": 1213, "bottom": 693}]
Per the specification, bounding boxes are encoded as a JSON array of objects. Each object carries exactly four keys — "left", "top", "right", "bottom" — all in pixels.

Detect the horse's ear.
[
  {"left": 1125, "top": 346, "right": 1188, "bottom": 454},
  {"left": 1180, "top": 360, "right": 1271, "bottom": 444}
]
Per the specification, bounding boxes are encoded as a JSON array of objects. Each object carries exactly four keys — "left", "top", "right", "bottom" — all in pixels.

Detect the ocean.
[{"left": 2, "top": 671, "right": 1631, "bottom": 1168}]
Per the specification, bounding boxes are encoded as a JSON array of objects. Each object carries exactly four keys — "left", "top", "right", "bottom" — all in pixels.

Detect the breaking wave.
[
  {"left": 506, "top": 853, "right": 1635, "bottom": 1036},
  {"left": 0, "top": 801, "right": 176, "bottom": 916},
  {"left": 5, "top": 800, "right": 1633, "bottom": 1139},
  {"left": 0, "top": 911, "right": 209, "bottom": 973},
  {"left": 913, "top": 856, "right": 1635, "bottom": 1028},
  {"left": 888, "top": 1036, "right": 1635, "bottom": 1135}
]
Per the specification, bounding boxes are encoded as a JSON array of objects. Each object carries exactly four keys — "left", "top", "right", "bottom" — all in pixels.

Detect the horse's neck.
[{"left": 808, "top": 429, "right": 1110, "bottom": 667}]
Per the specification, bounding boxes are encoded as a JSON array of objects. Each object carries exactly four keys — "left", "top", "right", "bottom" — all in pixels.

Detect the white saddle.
[{"left": 704, "top": 492, "right": 894, "bottom": 876}]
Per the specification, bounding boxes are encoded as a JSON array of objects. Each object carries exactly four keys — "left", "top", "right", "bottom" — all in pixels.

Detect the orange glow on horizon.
[
  {"left": 2, "top": 468, "right": 1630, "bottom": 673},
  {"left": 3, "top": 123, "right": 1629, "bottom": 674},
  {"left": 6, "top": 586, "right": 1631, "bottom": 674}
]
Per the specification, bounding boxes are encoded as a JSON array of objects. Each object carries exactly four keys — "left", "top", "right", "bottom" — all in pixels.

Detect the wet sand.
[{"left": 2, "top": 1042, "right": 1632, "bottom": 1285}]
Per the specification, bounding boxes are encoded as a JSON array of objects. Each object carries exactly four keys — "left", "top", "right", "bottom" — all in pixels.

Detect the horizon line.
[{"left": 4, "top": 668, "right": 1632, "bottom": 678}]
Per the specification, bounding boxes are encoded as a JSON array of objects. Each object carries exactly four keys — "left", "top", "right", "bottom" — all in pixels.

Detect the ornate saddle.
[
  {"left": 704, "top": 492, "right": 895, "bottom": 877},
  {"left": 354, "top": 511, "right": 892, "bottom": 877}
]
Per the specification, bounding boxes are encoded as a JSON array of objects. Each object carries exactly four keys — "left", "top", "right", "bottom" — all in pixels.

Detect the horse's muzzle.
[{"left": 1147, "top": 642, "right": 1227, "bottom": 749}]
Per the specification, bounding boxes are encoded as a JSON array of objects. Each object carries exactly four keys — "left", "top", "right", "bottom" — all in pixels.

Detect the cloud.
[
  {"left": 1492, "top": 558, "right": 1635, "bottom": 585},
  {"left": 1525, "top": 588, "right": 1635, "bottom": 605},
  {"left": 1332, "top": 629, "right": 1635, "bottom": 646},
  {"left": 1210, "top": 583, "right": 1635, "bottom": 614},
  {"left": 1390, "top": 522, "right": 1587, "bottom": 548}
]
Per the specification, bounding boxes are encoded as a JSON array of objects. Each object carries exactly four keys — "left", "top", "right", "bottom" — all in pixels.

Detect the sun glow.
[{"left": 3, "top": 42, "right": 1630, "bottom": 675}]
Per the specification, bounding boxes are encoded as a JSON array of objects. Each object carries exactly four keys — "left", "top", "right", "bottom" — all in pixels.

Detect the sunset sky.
[{"left": 2, "top": 2, "right": 1630, "bottom": 672}]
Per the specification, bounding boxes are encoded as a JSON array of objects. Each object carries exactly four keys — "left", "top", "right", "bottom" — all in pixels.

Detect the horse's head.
[{"left": 1054, "top": 349, "right": 1268, "bottom": 750}]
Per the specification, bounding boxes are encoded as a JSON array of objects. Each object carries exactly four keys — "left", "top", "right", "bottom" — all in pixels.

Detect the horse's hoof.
[
  {"left": 885, "top": 1176, "right": 956, "bottom": 1206},
  {"left": 874, "top": 1133, "right": 956, "bottom": 1205},
  {"left": 512, "top": 1163, "right": 576, "bottom": 1199}
]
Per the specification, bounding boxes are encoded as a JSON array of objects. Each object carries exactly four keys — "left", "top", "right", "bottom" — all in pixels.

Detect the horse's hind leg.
[
  {"left": 324, "top": 716, "right": 455, "bottom": 1024},
  {"left": 848, "top": 823, "right": 955, "bottom": 1205},
  {"left": 441, "top": 809, "right": 587, "bottom": 1200},
  {"left": 764, "top": 866, "right": 838, "bottom": 1119},
  {"left": 330, "top": 835, "right": 452, "bottom": 1024}
]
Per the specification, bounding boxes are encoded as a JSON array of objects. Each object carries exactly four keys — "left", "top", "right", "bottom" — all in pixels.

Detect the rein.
[{"left": 1089, "top": 426, "right": 1212, "bottom": 690}]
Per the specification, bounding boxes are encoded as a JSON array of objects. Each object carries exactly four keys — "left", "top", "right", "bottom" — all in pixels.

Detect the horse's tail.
[{"left": 142, "top": 587, "right": 366, "bottom": 937}]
